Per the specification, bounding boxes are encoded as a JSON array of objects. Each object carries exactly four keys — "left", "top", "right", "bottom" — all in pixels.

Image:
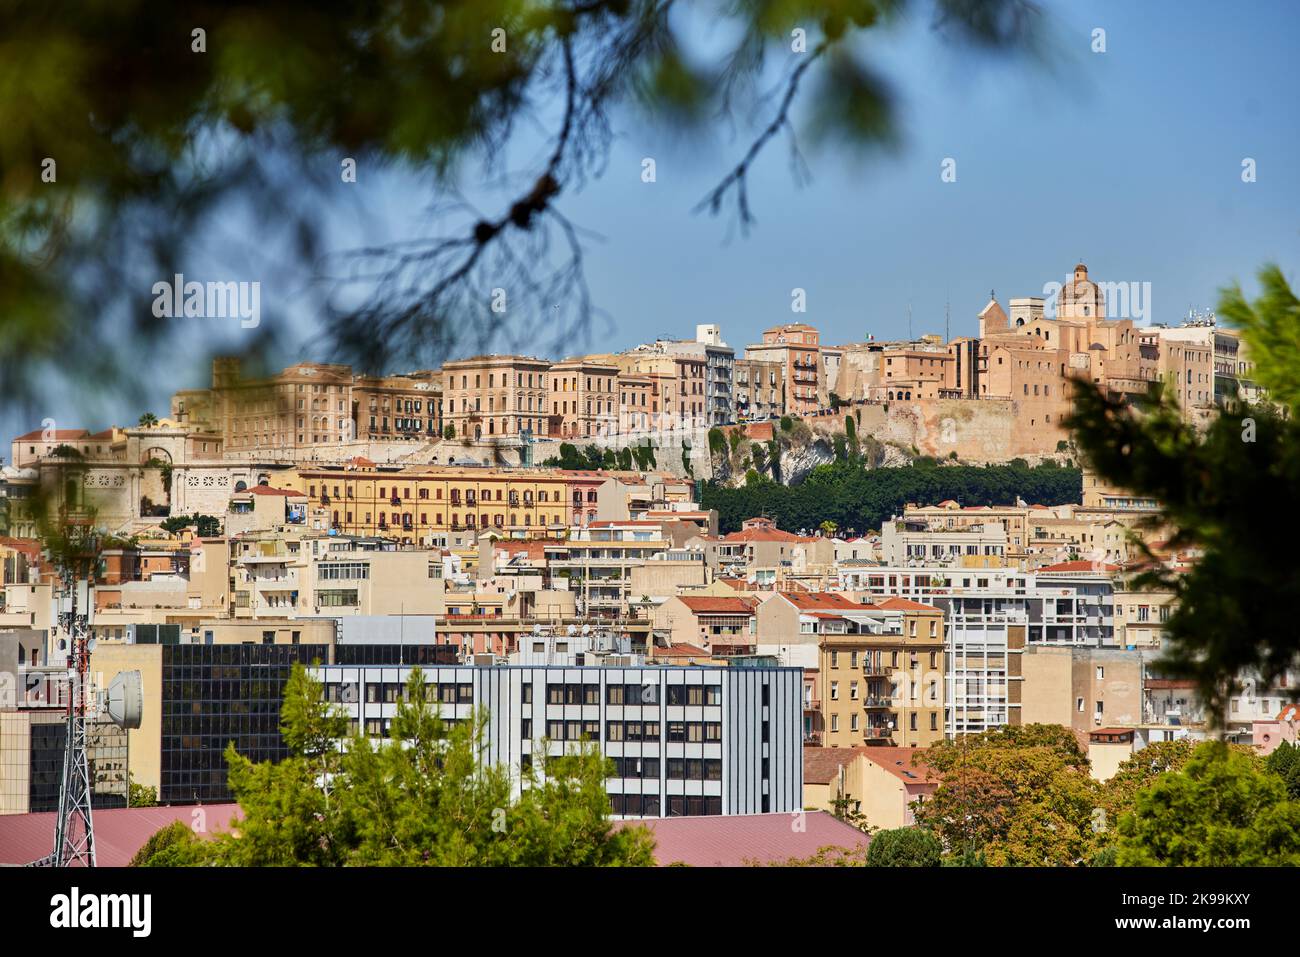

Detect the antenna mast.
[{"left": 30, "top": 512, "right": 99, "bottom": 867}]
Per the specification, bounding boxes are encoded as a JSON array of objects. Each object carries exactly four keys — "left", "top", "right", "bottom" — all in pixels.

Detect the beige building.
[
  {"left": 744, "top": 323, "right": 821, "bottom": 417},
  {"left": 1021, "top": 645, "right": 1147, "bottom": 731},
  {"left": 548, "top": 357, "right": 619, "bottom": 440},
  {"left": 802, "top": 746, "right": 937, "bottom": 830},
  {"left": 441, "top": 354, "right": 551, "bottom": 441},
  {"left": 733, "top": 357, "right": 786, "bottom": 421},
  {"left": 816, "top": 598, "right": 946, "bottom": 749}
]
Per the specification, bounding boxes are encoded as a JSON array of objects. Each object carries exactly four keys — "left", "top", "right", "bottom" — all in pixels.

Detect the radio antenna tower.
[{"left": 30, "top": 511, "right": 99, "bottom": 867}]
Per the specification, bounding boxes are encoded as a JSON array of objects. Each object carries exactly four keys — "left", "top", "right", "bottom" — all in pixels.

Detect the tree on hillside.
[{"left": 1064, "top": 263, "right": 1300, "bottom": 724}]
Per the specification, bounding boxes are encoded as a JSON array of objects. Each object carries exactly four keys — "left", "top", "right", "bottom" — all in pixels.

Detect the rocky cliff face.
[{"left": 778, "top": 437, "right": 835, "bottom": 485}]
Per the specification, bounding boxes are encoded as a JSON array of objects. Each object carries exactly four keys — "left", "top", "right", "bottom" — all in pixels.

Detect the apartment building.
[
  {"left": 744, "top": 323, "right": 821, "bottom": 417},
  {"left": 816, "top": 598, "right": 946, "bottom": 748},
  {"left": 616, "top": 371, "right": 655, "bottom": 434},
  {"left": 654, "top": 595, "right": 759, "bottom": 655},
  {"left": 548, "top": 357, "right": 620, "bottom": 440},
  {"left": 655, "top": 325, "right": 736, "bottom": 426},
  {"left": 289, "top": 465, "right": 578, "bottom": 547},
  {"left": 1021, "top": 645, "right": 1147, "bottom": 731},
  {"left": 353, "top": 372, "right": 443, "bottom": 442},
  {"left": 733, "top": 357, "right": 786, "bottom": 421},
  {"left": 881, "top": 516, "right": 1008, "bottom": 567},
  {"left": 312, "top": 662, "right": 804, "bottom": 817},
  {"left": 442, "top": 354, "right": 551, "bottom": 441},
  {"left": 688, "top": 516, "right": 835, "bottom": 585},
  {"left": 616, "top": 345, "right": 708, "bottom": 431},
  {"left": 212, "top": 358, "right": 356, "bottom": 451},
  {"left": 544, "top": 521, "right": 688, "bottom": 618},
  {"left": 842, "top": 566, "right": 1125, "bottom": 735},
  {"left": 227, "top": 532, "right": 449, "bottom": 618}
]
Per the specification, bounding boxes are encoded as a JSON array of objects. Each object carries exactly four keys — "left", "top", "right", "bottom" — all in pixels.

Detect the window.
[{"left": 830, "top": 681, "right": 839, "bottom": 701}]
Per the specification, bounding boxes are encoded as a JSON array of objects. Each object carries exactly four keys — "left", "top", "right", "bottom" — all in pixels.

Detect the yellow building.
[
  {"left": 816, "top": 598, "right": 946, "bottom": 749},
  {"left": 288, "top": 465, "right": 578, "bottom": 548}
]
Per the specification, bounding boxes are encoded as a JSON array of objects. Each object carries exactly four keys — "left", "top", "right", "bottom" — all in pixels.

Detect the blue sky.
[{"left": 8, "top": 0, "right": 1299, "bottom": 443}]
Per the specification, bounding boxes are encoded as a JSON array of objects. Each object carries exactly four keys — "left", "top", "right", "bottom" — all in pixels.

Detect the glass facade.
[{"left": 159, "top": 644, "right": 326, "bottom": 803}]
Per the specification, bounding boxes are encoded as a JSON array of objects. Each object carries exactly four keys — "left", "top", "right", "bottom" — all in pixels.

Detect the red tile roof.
[
  {"left": 856, "top": 746, "right": 936, "bottom": 785},
  {"left": 803, "top": 747, "right": 855, "bottom": 784},
  {"left": 676, "top": 596, "right": 757, "bottom": 614},
  {"left": 14, "top": 428, "right": 91, "bottom": 441},
  {"left": 245, "top": 485, "right": 303, "bottom": 496},
  {"left": 873, "top": 596, "right": 940, "bottom": 612},
  {"left": 1037, "top": 560, "right": 1122, "bottom": 573},
  {"left": 623, "top": 811, "right": 869, "bottom": 866},
  {"left": 0, "top": 803, "right": 241, "bottom": 867},
  {"left": 653, "top": 642, "right": 712, "bottom": 657},
  {"left": 783, "top": 592, "right": 862, "bottom": 611}
]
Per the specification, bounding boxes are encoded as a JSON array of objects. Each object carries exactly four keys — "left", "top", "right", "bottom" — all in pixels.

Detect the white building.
[
  {"left": 842, "top": 565, "right": 1120, "bottom": 736},
  {"left": 312, "top": 662, "right": 803, "bottom": 818}
]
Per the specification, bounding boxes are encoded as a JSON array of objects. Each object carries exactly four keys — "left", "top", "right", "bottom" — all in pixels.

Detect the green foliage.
[
  {"left": 180, "top": 665, "right": 654, "bottom": 867},
  {"left": 443, "top": 424, "right": 455, "bottom": 440},
  {"left": 779, "top": 416, "right": 794, "bottom": 433},
  {"left": 1217, "top": 264, "right": 1300, "bottom": 412},
  {"left": 866, "top": 827, "right": 941, "bottom": 867},
  {"left": 1115, "top": 742, "right": 1300, "bottom": 866},
  {"left": 832, "top": 433, "right": 848, "bottom": 462},
  {"left": 700, "top": 462, "right": 1080, "bottom": 534},
  {"left": 681, "top": 443, "right": 693, "bottom": 478},
  {"left": 127, "top": 773, "right": 157, "bottom": 808},
  {"left": 708, "top": 426, "right": 726, "bottom": 457},
  {"left": 161, "top": 513, "right": 221, "bottom": 537},
  {"left": 129, "top": 821, "right": 211, "bottom": 867},
  {"left": 1266, "top": 741, "right": 1300, "bottom": 800},
  {"left": 138, "top": 413, "right": 158, "bottom": 427},
  {"left": 616, "top": 447, "right": 633, "bottom": 471},
  {"left": 1064, "top": 264, "right": 1300, "bottom": 721},
  {"left": 916, "top": 725, "right": 1099, "bottom": 866}
]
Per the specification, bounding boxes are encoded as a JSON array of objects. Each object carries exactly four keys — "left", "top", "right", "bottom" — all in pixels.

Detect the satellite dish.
[
  {"left": 105, "top": 670, "right": 143, "bottom": 729},
  {"left": 86, "top": 638, "right": 97, "bottom": 654}
]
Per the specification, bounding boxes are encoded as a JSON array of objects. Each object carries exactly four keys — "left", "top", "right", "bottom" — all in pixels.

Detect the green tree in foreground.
[
  {"left": 1064, "top": 263, "right": 1300, "bottom": 722},
  {"left": 1115, "top": 742, "right": 1300, "bottom": 866},
  {"left": 866, "top": 827, "right": 942, "bottom": 867},
  {"left": 135, "top": 665, "right": 654, "bottom": 866}
]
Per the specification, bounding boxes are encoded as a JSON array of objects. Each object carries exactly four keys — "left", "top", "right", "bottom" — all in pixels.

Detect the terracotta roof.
[
  {"left": 1036, "top": 560, "right": 1121, "bottom": 573},
  {"left": 0, "top": 803, "right": 240, "bottom": 867},
  {"left": 245, "top": 485, "right": 303, "bottom": 497},
  {"left": 783, "top": 592, "right": 862, "bottom": 611},
  {"left": 803, "top": 747, "right": 855, "bottom": 784},
  {"left": 873, "top": 596, "right": 940, "bottom": 612},
  {"left": 654, "top": 642, "right": 711, "bottom": 657},
  {"left": 676, "top": 596, "right": 756, "bottom": 614},
  {"left": 14, "top": 428, "right": 90, "bottom": 441},
  {"left": 1091, "top": 727, "right": 1136, "bottom": 739},
  {"left": 1145, "top": 678, "right": 1196, "bottom": 689},
  {"left": 623, "top": 811, "right": 869, "bottom": 866},
  {"left": 856, "top": 746, "right": 936, "bottom": 785}
]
